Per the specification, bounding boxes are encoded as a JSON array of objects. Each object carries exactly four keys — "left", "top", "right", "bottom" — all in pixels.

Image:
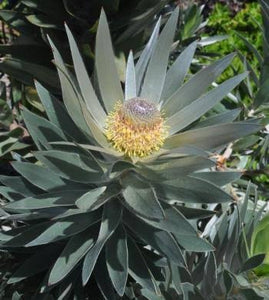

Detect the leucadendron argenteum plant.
[{"left": 0, "top": 8, "right": 263, "bottom": 299}]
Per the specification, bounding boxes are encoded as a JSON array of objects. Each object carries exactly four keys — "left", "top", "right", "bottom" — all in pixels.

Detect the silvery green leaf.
[
  {"left": 26, "top": 212, "right": 100, "bottom": 247},
  {"left": 125, "top": 51, "right": 136, "bottom": 100},
  {"left": 106, "top": 225, "right": 128, "bottom": 297},
  {"left": 163, "top": 53, "right": 235, "bottom": 116},
  {"left": 48, "top": 225, "right": 98, "bottom": 285},
  {"left": 65, "top": 24, "right": 107, "bottom": 128},
  {"left": 141, "top": 8, "right": 179, "bottom": 103},
  {"left": 200, "top": 252, "right": 217, "bottom": 297},
  {"left": 164, "top": 122, "right": 262, "bottom": 150},
  {"left": 161, "top": 41, "right": 197, "bottom": 101},
  {"left": 82, "top": 201, "right": 122, "bottom": 285},
  {"left": 35, "top": 81, "right": 88, "bottom": 143},
  {"left": 155, "top": 176, "right": 232, "bottom": 203},
  {"left": 121, "top": 172, "right": 165, "bottom": 220},
  {"left": 167, "top": 72, "right": 248, "bottom": 135},
  {"left": 135, "top": 17, "right": 161, "bottom": 93},
  {"left": 49, "top": 39, "right": 110, "bottom": 149},
  {"left": 22, "top": 107, "right": 66, "bottom": 150},
  {"left": 192, "top": 171, "right": 242, "bottom": 186},
  {"left": 11, "top": 162, "right": 68, "bottom": 191},
  {"left": 143, "top": 156, "right": 214, "bottom": 180},
  {"left": 0, "top": 186, "right": 22, "bottom": 201},
  {"left": 76, "top": 184, "right": 121, "bottom": 211},
  {"left": 96, "top": 9, "right": 124, "bottom": 113},
  {"left": 5, "top": 190, "right": 88, "bottom": 210},
  {"left": 48, "top": 37, "right": 91, "bottom": 134},
  {"left": 94, "top": 251, "right": 117, "bottom": 300},
  {"left": 34, "top": 150, "right": 103, "bottom": 183},
  {"left": 192, "top": 108, "right": 241, "bottom": 129}
]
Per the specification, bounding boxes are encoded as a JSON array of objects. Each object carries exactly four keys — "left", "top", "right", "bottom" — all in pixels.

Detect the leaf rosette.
[{"left": 0, "top": 8, "right": 263, "bottom": 298}]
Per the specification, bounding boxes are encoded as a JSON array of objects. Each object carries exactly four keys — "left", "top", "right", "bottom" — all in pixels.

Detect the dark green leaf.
[
  {"left": 124, "top": 211, "right": 185, "bottom": 265},
  {"left": 127, "top": 236, "right": 160, "bottom": 294},
  {"left": 240, "top": 254, "right": 266, "bottom": 273},
  {"left": 8, "top": 244, "right": 61, "bottom": 284}
]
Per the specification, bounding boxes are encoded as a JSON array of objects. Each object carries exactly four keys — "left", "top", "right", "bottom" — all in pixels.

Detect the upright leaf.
[
  {"left": 96, "top": 10, "right": 124, "bottom": 113},
  {"left": 163, "top": 53, "right": 235, "bottom": 116},
  {"left": 125, "top": 51, "right": 136, "bottom": 100},
  {"left": 141, "top": 8, "right": 179, "bottom": 103},
  {"left": 135, "top": 18, "right": 161, "bottom": 93},
  {"left": 65, "top": 25, "right": 106, "bottom": 128},
  {"left": 161, "top": 41, "right": 197, "bottom": 100},
  {"left": 35, "top": 81, "right": 88, "bottom": 143},
  {"left": 167, "top": 72, "right": 248, "bottom": 135}
]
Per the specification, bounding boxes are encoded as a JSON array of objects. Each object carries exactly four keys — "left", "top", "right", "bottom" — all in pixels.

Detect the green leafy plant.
[
  {"left": 204, "top": 2, "right": 263, "bottom": 83},
  {"left": 0, "top": 7, "right": 263, "bottom": 299}
]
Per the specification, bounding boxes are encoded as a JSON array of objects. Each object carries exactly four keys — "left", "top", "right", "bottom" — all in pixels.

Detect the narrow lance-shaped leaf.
[
  {"left": 82, "top": 201, "right": 122, "bottom": 285},
  {"left": 8, "top": 244, "right": 61, "bottom": 284},
  {"left": 96, "top": 9, "right": 124, "bottom": 113},
  {"left": 125, "top": 51, "right": 136, "bottom": 100},
  {"left": 48, "top": 37, "right": 91, "bottom": 134},
  {"left": 164, "top": 121, "right": 263, "bottom": 151},
  {"left": 5, "top": 190, "right": 88, "bottom": 211},
  {"left": 163, "top": 53, "right": 235, "bottom": 116},
  {"left": 0, "top": 175, "right": 42, "bottom": 197},
  {"left": 34, "top": 81, "right": 88, "bottom": 143},
  {"left": 141, "top": 8, "right": 179, "bottom": 103},
  {"left": 106, "top": 225, "right": 128, "bottom": 297},
  {"left": 135, "top": 17, "right": 161, "bottom": 93},
  {"left": 11, "top": 162, "right": 67, "bottom": 191},
  {"left": 34, "top": 150, "right": 103, "bottom": 183},
  {"left": 161, "top": 40, "right": 197, "bottom": 100},
  {"left": 48, "top": 225, "right": 98, "bottom": 285},
  {"left": 76, "top": 184, "right": 121, "bottom": 211},
  {"left": 22, "top": 107, "right": 66, "bottom": 150},
  {"left": 167, "top": 72, "right": 248, "bottom": 135},
  {"left": 155, "top": 176, "right": 232, "bottom": 203},
  {"left": 124, "top": 211, "right": 185, "bottom": 265},
  {"left": 26, "top": 212, "right": 101, "bottom": 247},
  {"left": 65, "top": 24, "right": 106, "bottom": 128},
  {"left": 127, "top": 236, "right": 160, "bottom": 294},
  {"left": 192, "top": 108, "right": 241, "bottom": 129}
]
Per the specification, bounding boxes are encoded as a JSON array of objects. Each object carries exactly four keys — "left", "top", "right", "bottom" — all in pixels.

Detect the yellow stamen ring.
[{"left": 105, "top": 98, "right": 168, "bottom": 157}]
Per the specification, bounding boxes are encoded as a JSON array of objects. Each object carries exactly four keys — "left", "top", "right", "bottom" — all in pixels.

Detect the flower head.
[{"left": 105, "top": 98, "right": 167, "bottom": 157}]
